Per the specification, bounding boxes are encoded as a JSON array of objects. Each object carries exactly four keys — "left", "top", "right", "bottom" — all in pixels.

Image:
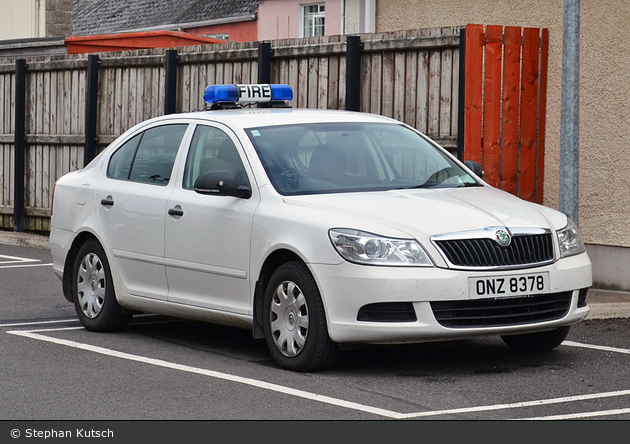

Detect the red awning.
[{"left": 65, "top": 30, "right": 228, "bottom": 54}]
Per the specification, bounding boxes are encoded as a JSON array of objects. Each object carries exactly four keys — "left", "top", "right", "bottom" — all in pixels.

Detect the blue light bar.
[
  {"left": 203, "top": 84, "right": 293, "bottom": 105},
  {"left": 203, "top": 84, "right": 238, "bottom": 104}
]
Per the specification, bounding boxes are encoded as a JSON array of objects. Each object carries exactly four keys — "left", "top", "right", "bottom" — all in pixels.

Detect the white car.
[{"left": 50, "top": 84, "right": 592, "bottom": 372}]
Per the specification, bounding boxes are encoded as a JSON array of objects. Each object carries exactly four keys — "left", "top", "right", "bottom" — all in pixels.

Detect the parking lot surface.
[{"left": 1, "top": 232, "right": 630, "bottom": 422}]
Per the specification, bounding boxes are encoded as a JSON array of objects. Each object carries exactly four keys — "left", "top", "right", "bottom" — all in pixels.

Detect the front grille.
[
  {"left": 434, "top": 233, "right": 554, "bottom": 268},
  {"left": 431, "top": 292, "right": 572, "bottom": 328}
]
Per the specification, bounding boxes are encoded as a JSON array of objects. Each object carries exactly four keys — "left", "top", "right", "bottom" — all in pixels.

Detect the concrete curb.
[{"left": 0, "top": 230, "right": 49, "bottom": 250}]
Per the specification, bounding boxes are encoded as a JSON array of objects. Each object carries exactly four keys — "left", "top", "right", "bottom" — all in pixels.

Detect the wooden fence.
[
  {"left": 0, "top": 27, "right": 462, "bottom": 233},
  {"left": 463, "top": 24, "right": 549, "bottom": 203}
]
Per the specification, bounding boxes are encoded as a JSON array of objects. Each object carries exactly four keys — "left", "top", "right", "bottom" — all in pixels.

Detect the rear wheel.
[
  {"left": 263, "top": 261, "right": 340, "bottom": 372},
  {"left": 501, "top": 326, "right": 570, "bottom": 351},
  {"left": 72, "top": 239, "right": 132, "bottom": 332}
]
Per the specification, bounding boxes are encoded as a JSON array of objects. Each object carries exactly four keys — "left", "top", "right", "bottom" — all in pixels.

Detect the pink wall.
[{"left": 258, "top": 0, "right": 341, "bottom": 40}]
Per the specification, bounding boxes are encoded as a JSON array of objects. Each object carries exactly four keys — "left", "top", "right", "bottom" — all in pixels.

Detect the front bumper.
[{"left": 310, "top": 252, "right": 592, "bottom": 343}]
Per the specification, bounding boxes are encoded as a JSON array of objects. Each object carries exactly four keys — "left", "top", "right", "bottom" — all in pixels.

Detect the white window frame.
[{"left": 300, "top": 3, "right": 325, "bottom": 38}]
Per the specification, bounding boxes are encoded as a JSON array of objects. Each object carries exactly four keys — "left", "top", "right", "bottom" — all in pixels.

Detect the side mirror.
[
  {"left": 194, "top": 170, "right": 252, "bottom": 199},
  {"left": 463, "top": 160, "right": 485, "bottom": 179}
]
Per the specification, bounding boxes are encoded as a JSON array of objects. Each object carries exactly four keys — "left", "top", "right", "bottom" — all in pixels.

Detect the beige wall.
[
  {"left": 0, "top": 0, "right": 72, "bottom": 40},
  {"left": 0, "top": 0, "right": 45, "bottom": 39},
  {"left": 376, "top": 0, "right": 630, "bottom": 251}
]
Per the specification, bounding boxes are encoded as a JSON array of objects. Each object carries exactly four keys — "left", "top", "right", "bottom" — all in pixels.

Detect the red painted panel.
[
  {"left": 536, "top": 29, "right": 549, "bottom": 204},
  {"left": 518, "top": 28, "right": 541, "bottom": 202},
  {"left": 500, "top": 27, "right": 522, "bottom": 196},
  {"left": 65, "top": 31, "right": 228, "bottom": 54},
  {"left": 481, "top": 25, "right": 503, "bottom": 188},
  {"left": 464, "top": 24, "right": 484, "bottom": 164}
]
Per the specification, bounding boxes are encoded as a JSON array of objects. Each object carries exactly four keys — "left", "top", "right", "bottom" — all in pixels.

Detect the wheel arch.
[
  {"left": 61, "top": 231, "right": 101, "bottom": 303},
  {"left": 253, "top": 248, "right": 308, "bottom": 339}
]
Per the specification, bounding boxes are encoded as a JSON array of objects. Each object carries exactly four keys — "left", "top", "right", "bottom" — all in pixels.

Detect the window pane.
[
  {"left": 303, "top": 3, "right": 325, "bottom": 37},
  {"left": 128, "top": 124, "right": 188, "bottom": 185},
  {"left": 246, "top": 122, "right": 478, "bottom": 196},
  {"left": 183, "top": 125, "right": 248, "bottom": 190},
  {"left": 108, "top": 133, "right": 142, "bottom": 180}
]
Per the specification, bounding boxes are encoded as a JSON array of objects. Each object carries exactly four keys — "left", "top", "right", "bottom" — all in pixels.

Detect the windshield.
[{"left": 245, "top": 122, "right": 480, "bottom": 196}]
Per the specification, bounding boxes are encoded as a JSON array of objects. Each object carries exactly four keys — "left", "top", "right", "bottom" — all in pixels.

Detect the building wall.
[
  {"left": 258, "top": 0, "right": 342, "bottom": 40},
  {"left": 187, "top": 20, "right": 258, "bottom": 42},
  {"left": 376, "top": 0, "right": 630, "bottom": 290},
  {"left": 0, "top": 0, "right": 45, "bottom": 39},
  {"left": 45, "top": 0, "right": 72, "bottom": 37},
  {"left": 0, "top": 0, "right": 72, "bottom": 40}
]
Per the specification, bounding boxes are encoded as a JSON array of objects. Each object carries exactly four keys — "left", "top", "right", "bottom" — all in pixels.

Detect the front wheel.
[
  {"left": 501, "top": 326, "right": 570, "bottom": 351},
  {"left": 263, "top": 262, "right": 340, "bottom": 372},
  {"left": 72, "top": 239, "right": 132, "bottom": 332}
]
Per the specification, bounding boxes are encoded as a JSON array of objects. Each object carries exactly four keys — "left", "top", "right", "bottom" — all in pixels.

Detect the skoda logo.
[{"left": 495, "top": 229, "right": 511, "bottom": 247}]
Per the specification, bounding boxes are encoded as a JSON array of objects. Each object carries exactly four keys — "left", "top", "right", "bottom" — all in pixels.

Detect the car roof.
[{"left": 148, "top": 107, "right": 401, "bottom": 130}]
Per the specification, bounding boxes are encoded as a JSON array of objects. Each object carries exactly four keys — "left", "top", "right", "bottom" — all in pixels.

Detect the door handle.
[
  {"left": 168, "top": 208, "right": 184, "bottom": 217},
  {"left": 100, "top": 198, "right": 114, "bottom": 206}
]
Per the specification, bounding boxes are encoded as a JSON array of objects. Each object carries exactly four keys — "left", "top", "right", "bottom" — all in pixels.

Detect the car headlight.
[
  {"left": 329, "top": 229, "right": 433, "bottom": 266},
  {"left": 557, "top": 218, "right": 586, "bottom": 258}
]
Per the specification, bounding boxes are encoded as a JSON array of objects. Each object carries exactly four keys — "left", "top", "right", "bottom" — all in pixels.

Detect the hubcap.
[
  {"left": 270, "top": 281, "right": 309, "bottom": 357},
  {"left": 76, "top": 252, "right": 106, "bottom": 318}
]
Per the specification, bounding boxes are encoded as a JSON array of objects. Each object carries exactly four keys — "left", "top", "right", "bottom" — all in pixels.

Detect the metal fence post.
[
  {"left": 164, "top": 49, "right": 178, "bottom": 115},
  {"left": 13, "top": 59, "right": 27, "bottom": 232},
  {"left": 84, "top": 55, "right": 100, "bottom": 166},
  {"left": 257, "top": 42, "right": 271, "bottom": 84},
  {"left": 345, "top": 36, "right": 361, "bottom": 111}
]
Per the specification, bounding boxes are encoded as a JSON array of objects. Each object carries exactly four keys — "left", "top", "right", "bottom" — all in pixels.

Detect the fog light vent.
[
  {"left": 578, "top": 287, "right": 589, "bottom": 308},
  {"left": 357, "top": 302, "right": 417, "bottom": 322}
]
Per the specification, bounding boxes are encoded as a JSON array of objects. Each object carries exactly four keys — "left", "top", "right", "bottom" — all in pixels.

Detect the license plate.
[{"left": 469, "top": 272, "right": 550, "bottom": 299}]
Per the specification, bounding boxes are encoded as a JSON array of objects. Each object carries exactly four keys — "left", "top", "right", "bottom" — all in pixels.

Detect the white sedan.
[{"left": 50, "top": 84, "right": 592, "bottom": 372}]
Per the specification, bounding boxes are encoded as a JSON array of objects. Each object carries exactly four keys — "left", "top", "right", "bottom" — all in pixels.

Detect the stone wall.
[{"left": 45, "top": 0, "right": 73, "bottom": 37}]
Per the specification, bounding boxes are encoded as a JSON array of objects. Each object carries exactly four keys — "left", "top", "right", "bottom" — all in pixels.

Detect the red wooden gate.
[{"left": 463, "top": 24, "right": 549, "bottom": 203}]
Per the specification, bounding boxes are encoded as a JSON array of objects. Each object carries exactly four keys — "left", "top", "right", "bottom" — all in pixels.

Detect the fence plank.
[
  {"left": 464, "top": 24, "right": 484, "bottom": 163},
  {"left": 393, "top": 51, "right": 406, "bottom": 122},
  {"left": 381, "top": 51, "right": 394, "bottom": 118},
  {"left": 481, "top": 25, "right": 503, "bottom": 188},
  {"left": 519, "top": 28, "right": 541, "bottom": 202},
  {"left": 439, "top": 48, "right": 453, "bottom": 138},
  {"left": 427, "top": 49, "right": 441, "bottom": 136},
  {"left": 415, "top": 51, "right": 429, "bottom": 133},
  {"left": 501, "top": 26, "right": 522, "bottom": 196},
  {"left": 536, "top": 29, "right": 549, "bottom": 204}
]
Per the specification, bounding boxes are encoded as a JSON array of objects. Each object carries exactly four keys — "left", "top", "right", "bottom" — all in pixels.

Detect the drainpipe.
[
  {"left": 341, "top": 0, "right": 345, "bottom": 35},
  {"left": 559, "top": 0, "right": 580, "bottom": 225}
]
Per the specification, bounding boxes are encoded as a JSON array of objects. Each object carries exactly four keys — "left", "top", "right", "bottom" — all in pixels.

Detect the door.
[
  {"left": 164, "top": 123, "right": 257, "bottom": 314},
  {"left": 96, "top": 122, "right": 189, "bottom": 300}
]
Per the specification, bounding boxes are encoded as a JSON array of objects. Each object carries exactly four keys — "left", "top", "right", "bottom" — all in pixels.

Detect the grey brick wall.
[{"left": 46, "top": 0, "right": 73, "bottom": 37}]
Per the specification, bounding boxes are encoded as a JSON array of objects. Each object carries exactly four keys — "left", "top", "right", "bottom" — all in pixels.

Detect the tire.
[
  {"left": 72, "top": 239, "right": 132, "bottom": 332},
  {"left": 501, "top": 326, "right": 570, "bottom": 352},
  {"left": 263, "top": 261, "right": 340, "bottom": 372}
]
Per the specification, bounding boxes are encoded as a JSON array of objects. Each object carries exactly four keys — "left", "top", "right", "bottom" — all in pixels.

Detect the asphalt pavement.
[{"left": 1, "top": 229, "right": 629, "bottom": 320}]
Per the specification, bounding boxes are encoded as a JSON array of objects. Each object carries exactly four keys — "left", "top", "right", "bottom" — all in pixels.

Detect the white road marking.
[
  {"left": 0, "top": 263, "right": 53, "bottom": 269},
  {"left": 397, "top": 388, "right": 630, "bottom": 419},
  {"left": 0, "top": 253, "right": 51, "bottom": 269},
  {"left": 563, "top": 340, "right": 630, "bottom": 355},
  {"left": 7, "top": 328, "right": 402, "bottom": 419},
  {"left": 5, "top": 328, "right": 630, "bottom": 420},
  {"left": 0, "top": 313, "right": 163, "bottom": 329},
  {"left": 520, "top": 407, "right": 630, "bottom": 420},
  {"left": 0, "top": 254, "right": 39, "bottom": 263},
  {"left": 0, "top": 319, "right": 79, "bottom": 328}
]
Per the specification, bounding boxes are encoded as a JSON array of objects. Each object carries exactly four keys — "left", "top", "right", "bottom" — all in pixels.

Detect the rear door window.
[{"left": 107, "top": 124, "right": 188, "bottom": 185}]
